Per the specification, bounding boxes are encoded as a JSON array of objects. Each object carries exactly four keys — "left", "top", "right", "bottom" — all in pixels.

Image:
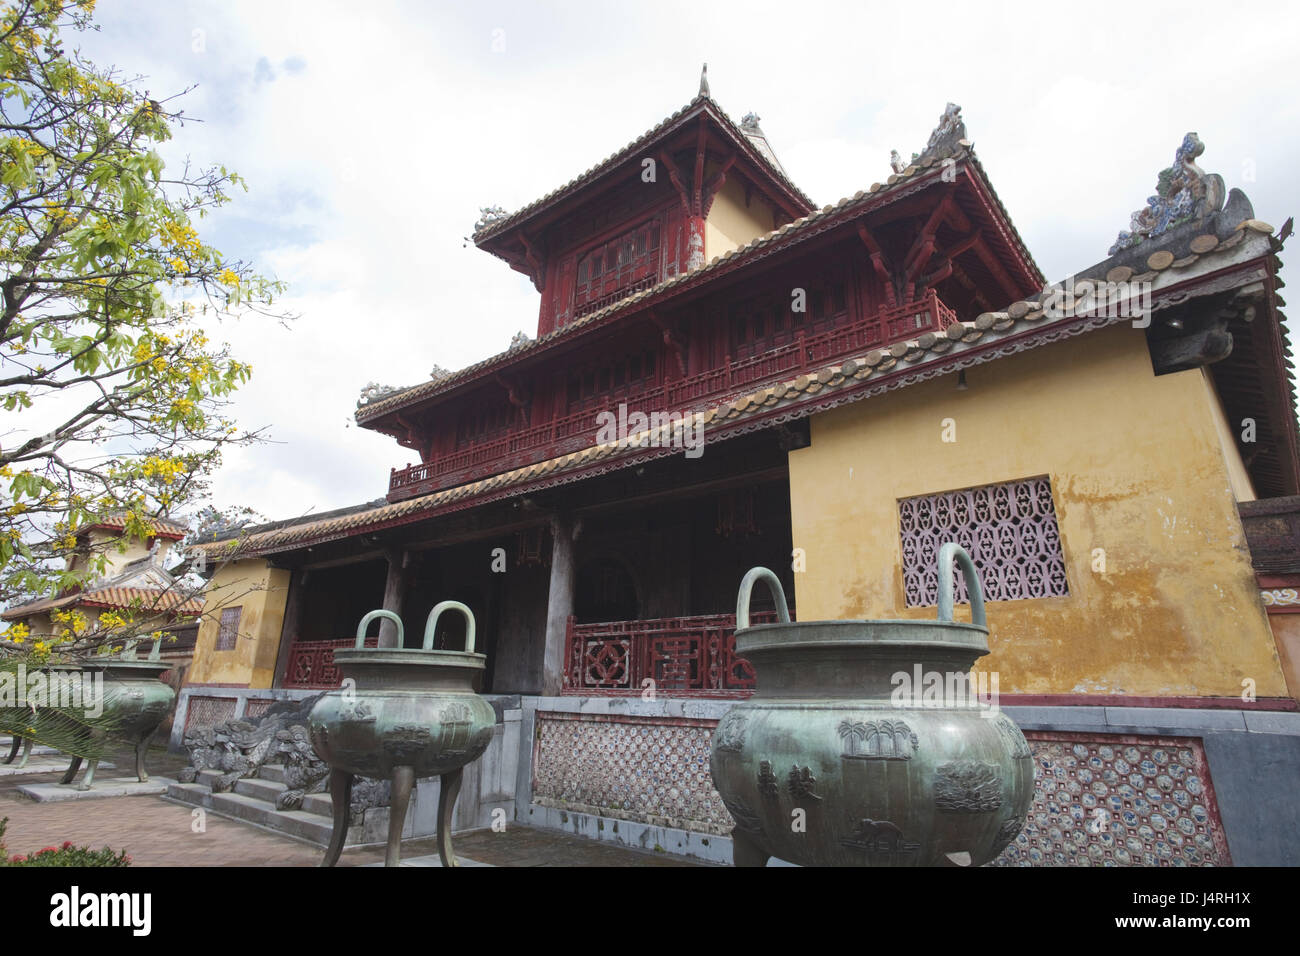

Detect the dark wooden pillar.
[
  {"left": 542, "top": 515, "right": 576, "bottom": 695},
  {"left": 273, "top": 568, "right": 307, "bottom": 688},
  {"left": 379, "top": 548, "right": 408, "bottom": 648}
]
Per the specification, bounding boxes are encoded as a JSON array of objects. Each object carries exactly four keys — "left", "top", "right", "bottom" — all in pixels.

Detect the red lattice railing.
[
  {"left": 389, "top": 291, "right": 957, "bottom": 502},
  {"left": 282, "top": 636, "right": 380, "bottom": 689},
  {"left": 562, "top": 611, "right": 779, "bottom": 698}
]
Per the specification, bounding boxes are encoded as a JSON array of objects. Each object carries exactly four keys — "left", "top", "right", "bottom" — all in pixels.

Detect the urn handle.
[
  {"left": 937, "top": 542, "right": 986, "bottom": 628},
  {"left": 423, "top": 601, "right": 476, "bottom": 652},
  {"left": 735, "top": 567, "right": 792, "bottom": 630},
  {"left": 355, "top": 609, "right": 404, "bottom": 648}
]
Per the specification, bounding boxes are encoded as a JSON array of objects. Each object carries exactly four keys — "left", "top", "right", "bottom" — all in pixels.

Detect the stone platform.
[
  {"left": 0, "top": 753, "right": 116, "bottom": 778},
  {"left": 17, "top": 775, "right": 174, "bottom": 802}
]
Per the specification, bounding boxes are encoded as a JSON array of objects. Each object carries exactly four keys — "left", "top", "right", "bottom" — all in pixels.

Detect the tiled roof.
[
  {"left": 3, "top": 585, "right": 203, "bottom": 620},
  {"left": 358, "top": 142, "right": 991, "bottom": 426},
  {"left": 205, "top": 218, "right": 1278, "bottom": 560},
  {"left": 81, "top": 513, "right": 189, "bottom": 540},
  {"left": 471, "top": 93, "right": 814, "bottom": 246}
]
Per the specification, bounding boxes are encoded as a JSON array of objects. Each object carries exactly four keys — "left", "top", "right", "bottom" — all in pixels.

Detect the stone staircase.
[{"left": 166, "top": 765, "right": 391, "bottom": 847}]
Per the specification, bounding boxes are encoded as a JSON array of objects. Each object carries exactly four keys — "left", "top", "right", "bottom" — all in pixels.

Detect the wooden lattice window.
[
  {"left": 565, "top": 349, "right": 658, "bottom": 411},
  {"left": 727, "top": 278, "right": 847, "bottom": 360},
  {"left": 456, "top": 398, "right": 515, "bottom": 448},
  {"left": 899, "top": 476, "right": 1069, "bottom": 607},
  {"left": 215, "top": 606, "right": 242, "bottom": 651},
  {"left": 573, "top": 220, "right": 662, "bottom": 320}
]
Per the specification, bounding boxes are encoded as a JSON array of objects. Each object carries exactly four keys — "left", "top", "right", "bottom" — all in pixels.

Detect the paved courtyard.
[{"left": 0, "top": 745, "right": 704, "bottom": 867}]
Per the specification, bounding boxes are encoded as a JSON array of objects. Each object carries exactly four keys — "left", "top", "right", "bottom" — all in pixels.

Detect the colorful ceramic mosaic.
[
  {"left": 532, "top": 712, "right": 735, "bottom": 835},
  {"left": 182, "top": 696, "right": 237, "bottom": 734},
  {"left": 991, "top": 733, "right": 1230, "bottom": 867}
]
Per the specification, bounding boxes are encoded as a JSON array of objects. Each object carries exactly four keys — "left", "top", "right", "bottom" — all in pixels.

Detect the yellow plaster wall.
[
  {"left": 188, "top": 559, "right": 290, "bottom": 688},
  {"left": 1199, "top": 367, "right": 1256, "bottom": 502},
  {"left": 705, "top": 175, "right": 776, "bottom": 259},
  {"left": 787, "top": 323, "right": 1287, "bottom": 698}
]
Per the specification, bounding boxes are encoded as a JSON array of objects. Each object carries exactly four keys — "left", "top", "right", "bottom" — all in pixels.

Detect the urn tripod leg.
[
  {"left": 320, "top": 769, "right": 353, "bottom": 867},
  {"left": 436, "top": 766, "right": 464, "bottom": 868},
  {"left": 4, "top": 735, "right": 20, "bottom": 765},
  {"left": 77, "top": 757, "right": 99, "bottom": 791},
  {"left": 60, "top": 755, "right": 83, "bottom": 785},
  {"left": 135, "top": 735, "right": 151, "bottom": 782},
  {"left": 731, "top": 829, "right": 770, "bottom": 868},
  {"left": 386, "top": 765, "right": 415, "bottom": 868},
  {"left": 16, "top": 736, "right": 33, "bottom": 770}
]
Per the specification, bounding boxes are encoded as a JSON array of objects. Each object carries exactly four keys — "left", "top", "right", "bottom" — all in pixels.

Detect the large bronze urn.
[
  {"left": 309, "top": 602, "right": 496, "bottom": 867},
  {"left": 61, "top": 638, "right": 176, "bottom": 791},
  {"left": 710, "top": 543, "right": 1033, "bottom": 867}
]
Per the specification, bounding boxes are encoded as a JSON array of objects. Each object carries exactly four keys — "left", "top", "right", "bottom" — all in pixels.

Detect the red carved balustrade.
[
  {"left": 562, "top": 611, "right": 780, "bottom": 698},
  {"left": 389, "top": 291, "right": 957, "bottom": 501},
  {"left": 282, "top": 636, "right": 379, "bottom": 689}
]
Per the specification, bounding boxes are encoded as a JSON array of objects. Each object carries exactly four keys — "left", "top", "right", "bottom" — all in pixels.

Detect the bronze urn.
[
  {"left": 709, "top": 543, "right": 1034, "bottom": 866},
  {"left": 309, "top": 602, "right": 496, "bottom": 867}
]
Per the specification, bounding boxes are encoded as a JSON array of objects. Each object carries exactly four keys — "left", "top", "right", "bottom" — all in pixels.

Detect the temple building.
[{"left": 180, "top": 78, "right": 1300, "bottom": 865}]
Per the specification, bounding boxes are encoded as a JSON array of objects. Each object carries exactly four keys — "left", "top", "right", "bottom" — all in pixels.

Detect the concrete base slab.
[
  {"left": 17, "top": 775, "right": 173, "bottom": 801},
  {"left": 0, "top": 756, "right": 115, "bottom": 778},
  {"left": 362, "top": 853, "right": 492, "bottom": 867}
]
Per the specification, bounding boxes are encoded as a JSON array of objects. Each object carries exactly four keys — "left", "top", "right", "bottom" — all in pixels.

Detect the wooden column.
[
  {"left": 379, "top": 548, "right": 408, "bottom": 648},
  {"left": 273, "top": 568, "right": 307, "bottom": 688},
  {"left": 542, "top": 515, "right": 576, "bottom": 695}
]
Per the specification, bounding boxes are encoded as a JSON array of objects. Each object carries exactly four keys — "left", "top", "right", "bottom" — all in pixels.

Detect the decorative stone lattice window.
[
  {"left": 215, "top": 606, "right": 242, "bottom": 652},
  {"left": 899, "top": 476, "right": 1069, "bottom": 607}
]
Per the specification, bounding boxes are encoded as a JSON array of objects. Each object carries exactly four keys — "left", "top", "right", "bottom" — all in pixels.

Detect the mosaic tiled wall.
[
  {"left": 182, "top": 696, "right": 237, "bottom": 735},
  {"left": 532, "top": 712, "right": 733, "bottom": 835},
  {"left": 533, "top": 714, "right": 1231, "bottom": 866},
  {"left": 993, "top": 733, "right": 1230, "bottom": 866},
  {"left": 242, "top": 698, "right": 275, "bottom": 720}
]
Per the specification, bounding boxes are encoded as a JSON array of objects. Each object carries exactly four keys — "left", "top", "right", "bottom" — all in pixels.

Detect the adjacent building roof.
[{"left": 2, "top": 557, "right": 203, "bottom": 621}]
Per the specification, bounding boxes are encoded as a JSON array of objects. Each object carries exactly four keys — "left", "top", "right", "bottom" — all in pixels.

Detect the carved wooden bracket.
[{"left": 519, "top": 232, "right": 546, "bottom": 293}]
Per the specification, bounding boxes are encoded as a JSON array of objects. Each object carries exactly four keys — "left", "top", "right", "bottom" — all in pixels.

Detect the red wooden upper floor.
[{"left": 360, "top": 100, "right": 1045, "bottom": 503}]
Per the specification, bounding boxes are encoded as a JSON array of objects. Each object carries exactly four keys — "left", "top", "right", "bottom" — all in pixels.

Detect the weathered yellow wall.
[
  {"left": 705, "top": 174, "right": 776, "bottom": 259},
  {"left": 188, "top": 559, "right": 289, "bottom": 688},
  {"left": 85, "top": 529, "right": 176, "bottom": 576},
  {"left": 1200, "top": 367, "right": 1256, "bottom": 502},
  {"left": 788, "top": 324, "right": 1287, "bottom": 697}
]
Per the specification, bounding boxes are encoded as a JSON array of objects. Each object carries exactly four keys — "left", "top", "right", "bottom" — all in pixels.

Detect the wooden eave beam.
[
  {"left": 659, "top": 148, "right": 692, "bottom": 215},
  {"left": 856, "top": 222, "right": 899, "bottom": 307},
  {"left": 701, "top": 154, "right": 737, "bottom": 218},
  {"left": 691, "top": 117, "right": 708, "bottom": 216},
  {"left": 518, "top": 232, "right": 546, "bottom": 293}
]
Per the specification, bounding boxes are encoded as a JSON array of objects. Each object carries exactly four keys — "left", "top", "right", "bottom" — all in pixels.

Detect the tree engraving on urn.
[
  {"left": 934, "top": 760, "right": 1003, "bottom": 813},
  {"left": 838, "top": 718, "right": 919, "bottom": 760},
  {"left": 990, "top": 815, "right": 1025, "bottom": 854},
  {"left": 757, "top": 760, "right": 779, "bottom": 798},
  {"left": 839, "top": 819, "right": 921, "bottom": 864},
  {"left": 714, "top": 711, "right": 747, "bottom": 754},
  {"left": 994, "top": 715, "right": 1032, "bottom": 760},
  {"left": 788, "top": 765, "right": 821, "bottom": 802},
  {"left": 438, "top": 701, "right": 474, "bottom": 757}
]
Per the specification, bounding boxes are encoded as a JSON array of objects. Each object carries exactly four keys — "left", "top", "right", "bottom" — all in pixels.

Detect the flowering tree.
[{"left": 0, "top": 0, "right": 283, "bottom": 659}]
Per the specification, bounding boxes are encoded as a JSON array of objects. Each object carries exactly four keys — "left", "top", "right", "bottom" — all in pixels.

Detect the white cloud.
[{"left": 71, "top": 0, "right": 1300, "bottom": 519}]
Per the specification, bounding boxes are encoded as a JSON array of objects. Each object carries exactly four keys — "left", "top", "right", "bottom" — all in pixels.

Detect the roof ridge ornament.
[
  {"left": 892, "top": 102, "right": 966, "bottom": 173},
  {"left": 357, "top": 382, "right": 402, "bottom": 409},
  {"left": 699, "top": 62, "right": 710, "bottom": 98},
  {"left": 473, "top": 205, "right": 509, "bottom": 235},
  {"left": 1108, "top": 133, "right": 1226, "bottom": 256}
]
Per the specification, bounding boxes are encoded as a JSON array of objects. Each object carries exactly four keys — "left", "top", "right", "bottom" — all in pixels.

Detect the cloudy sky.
[{"left": 76, "top": 0, "right": 1300, "bottom": 524}]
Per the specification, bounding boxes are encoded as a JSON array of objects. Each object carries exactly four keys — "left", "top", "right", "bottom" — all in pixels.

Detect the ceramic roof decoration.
[{"left": 1109, "top": 133, "right": 1227, "bottom": 255}]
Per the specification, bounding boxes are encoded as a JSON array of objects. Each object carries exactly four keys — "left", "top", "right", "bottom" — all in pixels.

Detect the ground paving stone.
[{"left": 0, "top": 744, "right": 705, "bottom": 867}]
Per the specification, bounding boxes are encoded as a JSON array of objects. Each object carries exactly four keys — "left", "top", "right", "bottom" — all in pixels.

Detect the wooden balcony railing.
[
  {"left": 389, "top": 291, "right": 957, "bottom": 501},
  {"left": 562, "top": 611, "right": 780, "bottom": 698},
  {"left": 281, "top": 636, "right": 379, "bottom": 689}
]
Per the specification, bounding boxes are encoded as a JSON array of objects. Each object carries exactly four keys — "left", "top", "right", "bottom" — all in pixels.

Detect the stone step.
[
  {"left": 207, "top": 791, "right": 361, "bottom": 847},
  {"left": 166, "top": 781, "right": 213, "bottom": 809},
  {"left": 196, "top": 769, "right": 224, "bottom": 788},
  {"left": 256, "top": 765, "right": 287, "bottom": 784},
  {"left": 301, "top": 792, "right": 333, "bottom": 817},
  {"left": 234, "top": 776, "right": 286, "bottom": 804}
]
